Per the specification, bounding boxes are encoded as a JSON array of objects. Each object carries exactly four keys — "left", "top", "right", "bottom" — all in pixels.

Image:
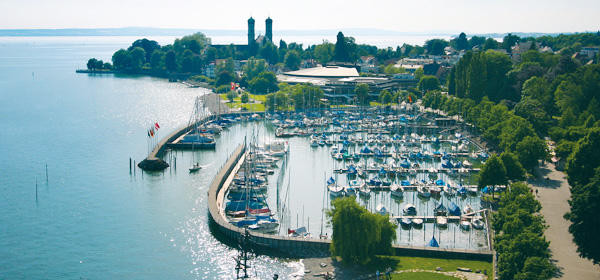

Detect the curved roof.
[{"left": 283, "top": 66, "right": 359, "bottom": 78}]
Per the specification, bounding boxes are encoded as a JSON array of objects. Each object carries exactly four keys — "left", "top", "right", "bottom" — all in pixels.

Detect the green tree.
[
  {"left": 334, "top": 31, "right": 348, "bottom": 62},
  {"left": 516, "top": 136, "right": 547, "bottom": 172},
  {"left": 87, "top": 58, "right": 98, "bottom": 70},
  {"left": 165, "top": 50, "right": 177, "bottom": 72},
  {"left": 128, "top": 38, "right": 160, "bottom": 62},
  {"left": 150, "top": 50, "right": 165, "bottom": 71},
  {"left": 414, "top": 67, "right": 424, "bottom": 81},
  {"left": 227, "top": 90, "right": 237, "bottom": 103},
  {"left": 418, "top": 75, "right": 440, "bottom": 92},
  {"left": 501, "top": 151, "right": 526, "bottom": 181},
  {"left": 565, "top": 167, "right": 600, "bottom": 264},
  {"left": 479, "top": 154, "right": 507, "bottom": 188},
  {"left": 333, "top": 32, "right": 357, "bottom": 62},
  {"left": 249, "top": 71, "right": 279, "bottom": 94},
  {"left": 503, "top": 33, "right": 521, "bottom": 53},
  {"left": 514, "top": 97, "right": 552, "bottom": 135},
  {"left": 129, "top": 47, "right": 146, "bottom": 72},
  {"left": 112, "top": 49, "right": 131, "bottom": 71},
  {"left": 514, "top": 257, "right": 556, "bottom": 280},
  {"left": 484, "top": 50, "right": 512, "bottom": 102},
  {"left": 284, "top": 50, "right": 301, "bottom": 70},
  {"left": 242, "top": 58, "right": 267, "bottom": 81},
  {"left": 259, "top": 42, "right": 279, "bottom": 65},
  {"left": 555, "top": 80, "right": 584, "bottom": 116},
  {"left": 314, "top": 42, "right": 334, "bottom": 65},
  {"left": 327, "top": 197, "right": 396, "bottom": 265},
  {"left": 483, "top": 38, "right": 499, "bottom": 50},
  {"left": 354, "top": 83, "right": 370, "bottom": 106},
  {"left": 241, "top": 91, "right": 249, "bottom": 103},
  {"left": 378, "top": 89, "right": 392, "bottom": 104},
  {"left": 567, "top": 128, "right": 600, "bottom": 187},
  {"left": 455, "top": 32, "right": 469, "bottom": 50},
  {"left": 425, "top": 39, "right": 449, "bottom": 55}
]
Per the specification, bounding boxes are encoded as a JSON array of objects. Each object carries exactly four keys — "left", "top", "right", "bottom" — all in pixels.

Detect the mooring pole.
[
  {"left": 35, "top": 177, "right": 38, "bottom": 202},
  {"left": 45, "top": 164, "right": 48, "bottom": 183},
  {"left": 129, "top": 158, "right": 132, "bottom": 174}
]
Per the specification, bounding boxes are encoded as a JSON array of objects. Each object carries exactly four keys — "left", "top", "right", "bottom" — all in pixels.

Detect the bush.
[
  {"left": 215, "top": 85, "right": 230, "bottom": 93},
  {"left": 241, "top": 92, "right": 249, "bottom": 103}
]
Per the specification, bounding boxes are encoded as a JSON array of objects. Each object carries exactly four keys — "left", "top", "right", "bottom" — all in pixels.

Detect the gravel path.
[{"left": 529, "top": 163, "right": 600, "bottom": 279}]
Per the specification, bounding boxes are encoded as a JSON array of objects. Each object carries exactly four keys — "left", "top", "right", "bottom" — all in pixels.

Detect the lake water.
[
  {"left": 0, "top": 35, "right": 489, "bottom": 279},
  {"left": 0, "top": 36, "right": 302, "bottom": 279}
]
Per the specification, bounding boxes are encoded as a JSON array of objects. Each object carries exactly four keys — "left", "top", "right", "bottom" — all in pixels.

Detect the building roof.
[
  {"left": 276, "top": 74, "right": 329, "bottom": 86},
  {"left": 283, "top": 66, "right": 359, "bottom": 78}
]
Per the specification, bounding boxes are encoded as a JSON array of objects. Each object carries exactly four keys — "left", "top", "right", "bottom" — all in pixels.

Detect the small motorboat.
[
  {"left": 328, "top": 184, "right": 345, "bottom": 198},
  {"left": 400, "top": 218, "right": 412, "bottom": 228},
  {"left": 472, "top": 218, "right": 485, "bottom": 230},
  {"left": 310, "top": 139, "right": 319, "bottom": 147},
  {"left": 403, "top": 204, "right": 417, "bottom": 215},
  {"left": 359, "top": 184, "right": 371, "bottom": 198},
  {"left": 412, "top": 218, "right": 424, "bottom": 228},
  {"left": 429, "top": 186, "right": 442, "bottom": 196},
  {"left": 436, "top": 216, "right": 448, "bottom": 228},
  {"left": 390, "top": 184, "right": 403, "bottom": 199},
  {"left": 189, "top": 162, "right": 202, "bottom": 172},
  {"left": 460, "top": 219, "right": 471, "bottom": 230},
  {"left": 344, "top": 186, "right": 357, "bottom": 197},
  {"left": 418, "top": 186, "right": 431, "bottom": 198}
]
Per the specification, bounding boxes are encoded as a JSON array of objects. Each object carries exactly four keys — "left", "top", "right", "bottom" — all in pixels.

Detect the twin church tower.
[{"left": 247, "top": 17, "right": 273, "bottom": 50}]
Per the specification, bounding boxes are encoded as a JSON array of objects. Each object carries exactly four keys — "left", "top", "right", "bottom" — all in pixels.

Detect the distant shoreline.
[{"left": 0, "top": 27, "right": 578, "bottom": 38}]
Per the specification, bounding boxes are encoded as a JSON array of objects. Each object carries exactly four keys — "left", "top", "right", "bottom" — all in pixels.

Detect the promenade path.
[
  {"left": 529, "top": 163, "right": 600, "bottom": 279},
  {"left": 199, "top": 93, "right": 230, "bottom": 115}
]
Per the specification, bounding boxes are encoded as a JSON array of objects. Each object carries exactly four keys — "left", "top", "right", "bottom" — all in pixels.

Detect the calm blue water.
[{"left": 0, "top": 36, "right": 301, "bottom": 279}]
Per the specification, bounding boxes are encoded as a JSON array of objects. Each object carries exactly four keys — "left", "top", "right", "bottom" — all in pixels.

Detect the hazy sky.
[{"left": 0, "top": 0, "right": 598, "bottom": 33}]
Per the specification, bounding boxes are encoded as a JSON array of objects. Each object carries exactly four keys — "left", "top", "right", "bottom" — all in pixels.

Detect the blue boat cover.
[
  {"left": 429, "top": 236, "right": 439, "bottom": 247},
  {"left": 448, "top": 202, "right": 461, "bottom": 216},
  {"left": 327, "top": 177, "right": 335, "bottom": 185}
]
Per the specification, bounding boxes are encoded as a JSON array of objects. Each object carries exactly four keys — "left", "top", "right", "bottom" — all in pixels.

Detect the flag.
[
  {"left": 155, "top": 122, "right": 160, "bottom": 129},
  {"left": 150, "top": 127, "right": 155, "bottom": 137},
  {"left": 231, "top": 82, "right": 235, "bottom": 91},
  {"left": 147, "top": 130, "right": 150, "bottom": 137},
  {"left": 408, "top": 95, "right": 413, "bottom": 103}
]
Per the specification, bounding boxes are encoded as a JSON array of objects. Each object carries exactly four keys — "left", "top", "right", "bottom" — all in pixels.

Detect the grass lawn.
[
  {"left": 370, "top": 256, "right": 492, "bottom": 280},
  {"left": 391, "top": 272, "right": 459, "bottom": 280},
  {"left": 249, "top": 94, "right": 267, "bottom": 102}
]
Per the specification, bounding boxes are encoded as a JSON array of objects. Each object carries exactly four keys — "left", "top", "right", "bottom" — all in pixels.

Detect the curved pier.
[{"left": 138, "top": 117, "right": 212, "bottom": 171}]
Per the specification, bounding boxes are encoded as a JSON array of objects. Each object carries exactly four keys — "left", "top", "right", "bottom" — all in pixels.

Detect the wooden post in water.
[
  {"left": 35, "top": 177, "right": 38, "bottom": 202},
  {"left": 129, "top": 158, "right": 132, "bottom": 174},
  {"left": 133, "top": 160, "right": 136, "bottom": 175},
  {"left": 45, "top": 164, "right": 48, "bottom": 183}
]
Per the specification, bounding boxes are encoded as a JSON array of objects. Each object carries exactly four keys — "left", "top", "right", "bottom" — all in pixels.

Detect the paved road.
[
  {"left": 529, "top": 163, "right": 600, "bottom": 279},
  {"left": 199, "top": 93, "right": 230, "bottom": 115}
]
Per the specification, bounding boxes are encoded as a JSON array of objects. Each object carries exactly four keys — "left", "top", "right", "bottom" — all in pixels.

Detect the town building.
[
  {"left": 210, "top": 17, "right": 274, "bottom": 59},
  {"left": 277, "top": 66, "right": 407, "bottom": 103}
]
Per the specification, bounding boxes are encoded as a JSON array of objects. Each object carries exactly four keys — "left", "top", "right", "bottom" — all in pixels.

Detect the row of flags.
[{"left": 147, "top": 122, "right": 160, "bottom": 137}]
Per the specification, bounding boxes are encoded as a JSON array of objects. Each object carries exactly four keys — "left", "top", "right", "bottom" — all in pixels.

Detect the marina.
[{"left": 193, "top": 106, "right": 496, "bottom": 253}]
